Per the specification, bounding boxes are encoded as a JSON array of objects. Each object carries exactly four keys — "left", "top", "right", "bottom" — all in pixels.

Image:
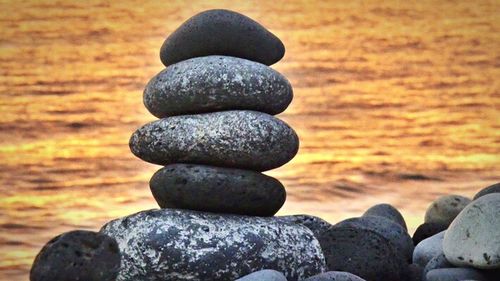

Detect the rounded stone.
[
  {"left": 474, "top": 182, "right": 500, "bottom": 200},
  {"left": 335, "top": 216, "right": 414, "bottom": 262},
  {"left": 30, "top": 230, "right": 120, "bottom": 281},
  {"left": 129, "top": 110, "right": 299, "bottom": 171},
  {"left": 149, "top": 164, "right": 286, "bottom": 216},
  {"left": 422, "top": 254, "right": 454, "bottom": 281},
  {"left": 235, "top": 269, "right": 287, "bottom": 281},
  {"left": 303, "top": 271, "right": 366, "bottom": 281},
  {"left": 160, "top": 9, "right": 285, "bottom": 66},
  {"left": 144, "top": 56, "right": 293, "bottom": 118},
  {"left": 318, "top": 225, "right": 404, "bottom": 281},
  {"left": 426, "top": 268, "right": 489, "bottom": 281},
  {"left": 413, "top": 222, "right": 448, "bottom": 246},
  {"left": 424, "top": 195, "right": 471, "bottom": 226},
  {"left": 413, "top": 231, "right": 445, "bottom": 267},
  {"left": 363, "top": 203, "right": 407, "bottom": 231},
  {"left": 100, "top": 208, "right": 325, "bottom": 281},
  {"left": 443, "top": 193, "right": 500, "bottom": 269},
  {"left": 277, "top": 215, "right": 332, "bottom": 238}
]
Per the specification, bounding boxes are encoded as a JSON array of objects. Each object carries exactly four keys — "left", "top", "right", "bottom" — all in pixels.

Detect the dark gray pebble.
[
  {"left": 277, "top": 215, "right": 332, "bottom": 238},
  {"left": 412, "top": 222, "right": 448, "bottom": 246},
  {"left": 426, "top": 268, "right": 489, "bottom": 281},
  {"left": 473, "top": 182, "right": 500, "bottom": 200},
  {"left": 423, "top": 254, "right": 454, "bottom": 281},
  {"left": 363, "top": 203, "right": 407, "bottom": 231}
]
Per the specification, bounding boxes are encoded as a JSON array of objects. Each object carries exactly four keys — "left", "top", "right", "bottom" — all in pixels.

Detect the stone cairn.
[{"left": 30, "top": 9, "right": 500, "bottom": 281}]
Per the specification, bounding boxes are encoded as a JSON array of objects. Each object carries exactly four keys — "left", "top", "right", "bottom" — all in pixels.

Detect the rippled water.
[{"left": 1, "top": 0, "right": 499, "bottom": 279}]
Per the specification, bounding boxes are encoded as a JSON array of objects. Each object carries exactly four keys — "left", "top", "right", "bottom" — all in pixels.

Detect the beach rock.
[
  {"left": 335, "top": 216, "right": 414, "bottom": 262},
  {"left": 413, "top": 231, "right": 445, "bottom": 267},
  {"left": 144, "top": 56, "right": 292, "bottom": 118},
  {"left": 149, "top": 164, "right": 286, "bottom": 216},
  {"left": 426, "top": 268, "right": 489, "bottom": 281},
  {"left": 303, "top": 271, "right": 366, "bottom": 281},
  {"left": 443, "top": 193, "right": 500, "bottom": 269},
  {"left": 422, "top": 254, "right": 454, "bottom": 281},
  {"left": 130, "top": 110, "right": 299, "bottom": 171},
  {"left": 100, "top": 208, "right": 325, "bottom": 281},
  {"left": 278, "top": 215, "right": 332, "bottom": 238},
  {"left": 318, "top": 225, "right": 404, "bottom": 281},
  {"left": 160, "top": 9, "right": 285, "bottom": 66},
  {"left": 235, "top": 269, "right": 287, "bottom": 281},
  {"left": 404, "top": 264, "right": 423, "bottom": 281},
  {"left": 413, "top": 222, "right": 448, "bottom": 245},
  {"left": 363, "top": 203, "right": 407, "bottom": 231},
  {"left": 30, "top": 230, "right": 120, "bottom": 281},
  {"left": 474, "top": 182, "right": 500, "bottom": 200},
  {"left": 424, "top": 195, "right": 471, "bottom": 226}
]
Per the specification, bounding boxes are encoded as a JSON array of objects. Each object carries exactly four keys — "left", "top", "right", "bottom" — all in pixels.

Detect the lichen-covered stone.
[
  {"left": 277, "top": 215, "right": 332, "bottom": 238},
  {"left": 149, "top": 164, "right": 286, "bottom": 216},
  {"left": 30, "top": 230, "right": 120, "bottom": 281},
  {"left": 363, "top": 203, "right": 407, "bottom": 231},
  {"left": 144, "top": 56, "right": 292, "bottom": 118},
  {"left": 160, "top": 9, "right": 285, "bottom": 66},
  {"left": 424, "top": 195, "right": 471, "bottom": 226},
  {"left": 129, "top": 110, "right": 299, "bottom": 171},
  {"left": 100, "top": 209, "right": 326, "bottom": 281}
]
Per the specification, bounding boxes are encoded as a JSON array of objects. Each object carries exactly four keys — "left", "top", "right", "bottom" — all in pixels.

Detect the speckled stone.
[
  {"left": 422, "top": 254, "right": 454, "bottom": 281},
  {"left": 129, "top": 110, "right": 299, "bottom": 171},
  {"left": 426, "top": 268, "right": 489, "bottom": 281},
  {"left": 363, "top": 203, "right": 407, "bottom": 231},
  {"left": 235, "top": 269, "right": 287, "bottom": 281},
  {"left": 303, "top": 271, "right": 366, "bottom": 281},
  {"left": 149, "top": 164, "right": 286, "bottom": 216},
  {"left": 443, "top": 193, "right": 500, "bottom": 269},
  {"left": 318, "top": 225, "right": 405, "bottom": 281},
  {"left": 160, "top": 9, "right": 285, "bottom": 66},
  {"left": 474, "top": 182, "right": 500, "bottom": 200},
  {"left": 30, "top": 230, "right": 120, "bottom": 281},
  {"left": 413, "top": 231, "right": 445, "bottom": 267},
  {"left": 100, "top": 209, "right": 326, "bottom": 281},
  {"left": 144, "top": 56, "right": 292, "bottom": 118},
  {"left": 277, "top": 215, "right": 332, "bottom": 238},
  {"left": 424, "top": 195, "right": 471, "bottom": 226},
  {"left": 335, "top": 216, "right": 414, "bottom": 262},
  {"left": 413, "top": 222, "right": 448, "bottom": 246}
]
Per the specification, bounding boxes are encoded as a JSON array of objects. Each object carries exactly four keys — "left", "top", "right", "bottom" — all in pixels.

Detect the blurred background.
[{"left": 0, "top": 0, "right": 499, "bottom": 280}]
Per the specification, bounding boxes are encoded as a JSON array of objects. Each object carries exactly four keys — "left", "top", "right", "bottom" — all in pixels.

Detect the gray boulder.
[
  {"left": 303, "top": 271, "right": 366, "bottom": 281},
  {"left": 235, "top": 269, "right": 287, "bottom": 281},
  {"left": 422, "top": 254, "right": 454, "bottom": 281},
  {"left": 277, "top": 215, "right": 331, "bottom": 238},
  {"left": 473, "top": 182, "right": 500, "bottom": 200},
  {"left": 426, "top": 268, "right": 489, "bottom": 281},
  {"left": 413, "top": 231, "right": 446, "bottom": 267},
  {"left": 424, "top": 195, "right": 471, "bottom": 226},
  {"left": 363, "top": 203, "right": 407, "bottom": 231}
]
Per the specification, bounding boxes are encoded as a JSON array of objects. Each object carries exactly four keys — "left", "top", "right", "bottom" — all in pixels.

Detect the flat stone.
[
  {"left": 277, "top": 215, "right": 332, "bottom": 238},
  {"left": 318, "top": 225, "right": 404, "bottom": 281},
  {"left": 335, "top": 216, "right": 414, "bottom": 262},
  {"left": 235, "top": 269, "right": 287, "bottom": 281},
  {"left": 413, "top": 231, "right": 446, "bottom": 267},
  {"left": 129, "top": 110, "right": 299, "bottom": 171},
  {"left": 474, "top": 182, "right": 500, "bottom": 200},
  {"left": 30, "top": 230, "right": 120, "bottom": 281},
  {"left": 144, "top": 56, "right": 292, "bottom": 118},
  {"left": 413, "top": 222, "right": 448, "bottom": 246},
  {"left": 160, "top": 9, "right": 285, "bottom": 66},
  {"left": 363, "top": 203, "right": 407, "bottom": 231},
  {"left": 426, "top": 268, "right": 489, "bottom": 281},
  {"left": 443, "top": 193, "right": 500, "bottom": 269},
  {"left": 303, "top": 271, "right": 366, "bottom": 281},
  {"left": 149, "top": 164, "right": 286, "bottom": 216},
  {"left": 422, "top": 254, "right": 454, "bottom": 281},
  {"left": 424, "top": 195, "right": 471, "bottom": 226},
  {"left": 100, "top": 208, "right": 325, "bottom": 281}
]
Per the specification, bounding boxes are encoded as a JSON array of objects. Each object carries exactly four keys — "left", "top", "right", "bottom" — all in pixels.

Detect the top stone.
[{"left": 160, "top": 9, "right": 285, "bottom": 66}]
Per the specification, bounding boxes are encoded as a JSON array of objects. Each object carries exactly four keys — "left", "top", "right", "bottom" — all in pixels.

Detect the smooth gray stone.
[
  {"left": 318, "top": 225, "right": 404, "bottom": 281},
  {"left": 144, "top": 56, "right": 293, "bottom": 118},
  {"left": 426, "top": 268, "right": 489, "bottom": 281},
  {"left": 443, "top": 193, "right": 500, "bottom": 269},
  {"left": 413, "top": 231, "right": 446, "bottom": 267},
  {"left": 235, "top": 269, "right": 287, "bottom": 281},
  {"left": 474, "top": 182, "right": 500, "bottom": 200},
  {"left": 30, "top": 230, "right": 120, "bottom": 281},
  {"left": 335, "top": 216, "right": 414, "bottom": 262},
  {"left": 424, "top": 195, "right": 471, "bottom": 226},
  {"left": 100, "top": 209, "right": 325, "bottom": 281},
  {"left": 423, "top": 254, "right": 454, "bottom": 281},
  {"left": 277, "top": 215, "right": 332, "bottom": 238},
  {"left": 303, "top": 271, "right": 366, "bottom": 281},
  {"left": 160, "top": 9, "right": 285, "bottom": 66},
  {"left": 150, "top": 164, "right": 286, "bottom": 216},
  {"left": 129, "top": 110, "right": 299, "bottom": 171},
  {"left": 363, "top": 203, "right": 408, "bottom": 231}
]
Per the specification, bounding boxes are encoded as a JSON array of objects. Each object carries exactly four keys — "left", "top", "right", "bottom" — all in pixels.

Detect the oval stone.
[
  {"left": 129, "top": 110, "right": 299, "bottom": 171},
  {"left": 473, "top": 182, "right": 500, "bottom": 200},
  {"left": 144, "top": 56, "right": 293, "bottom": 118},
  {"left": 149, "top": 164, "right": 286, "bottom": 216},
  {"left": 30, "top": 230, "right": 120, "bottom": 281},
  {"left": 412, "top": 222, "right": 448, "bottom": 246},
  {"left": 100, "top": 209, "right": 326, "bottom": 281},
  {"left": 363, "top": 203, "right": 407, "bottom": 231},
  {"left": 160, "top": 9, "right": 285, "bottom": 66},
  {"left": 424, "top": 194, "right": 471, "bottom": 226},
  {"left": 413, "top": 231, "right": 445, "bottom": 267}
]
